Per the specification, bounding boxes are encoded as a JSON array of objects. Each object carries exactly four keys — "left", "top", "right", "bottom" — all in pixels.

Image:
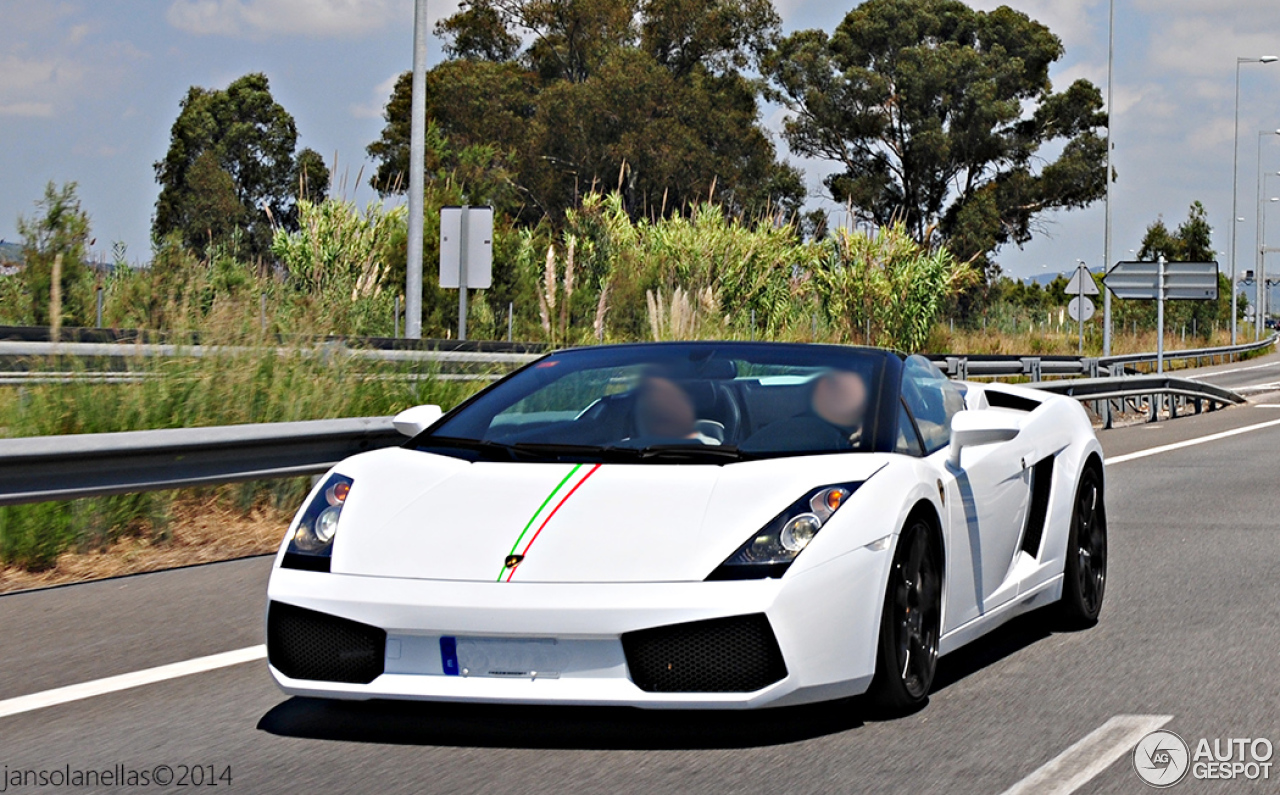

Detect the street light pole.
[
  {"left": 1103, "top": 0, "right": 1115, "bottom": 357},
  {"left": 405, "top": 0, "right": 428, "bottom": 339},
  {"left": 1255, "top": 131, "right": 1280, "bottom": 339},
  {"left": 1231, "top": 56, "right": 1278, "bottom": 345},
  {"left": 1265, "top": 195, "right": 1279, "bottom": 328}
]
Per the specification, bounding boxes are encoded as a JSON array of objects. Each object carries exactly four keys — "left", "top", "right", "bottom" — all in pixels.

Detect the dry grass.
[
  {"left": 0, "top": 495, "right": 289, "bottom": 594},
  {"left": 930, "top": 325, "right": 1242, "bottom": 359}
]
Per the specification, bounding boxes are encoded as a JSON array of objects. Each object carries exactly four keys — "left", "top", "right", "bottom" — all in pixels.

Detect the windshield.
[{"left": 415, "top": 342, "right": 901, "bottom": 464}]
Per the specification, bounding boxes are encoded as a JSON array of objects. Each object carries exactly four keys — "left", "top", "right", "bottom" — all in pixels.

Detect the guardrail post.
[{"left": 1021, "top": 357, "right": 1043, "bottom": 382}]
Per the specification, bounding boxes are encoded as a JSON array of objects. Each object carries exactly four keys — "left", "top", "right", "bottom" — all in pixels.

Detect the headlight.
[
  {"left": 707, "top": 483, "right": 860, "bottom": 580},
  {"left": 282, "top": 473, "right": 353, "bottom": 571}
]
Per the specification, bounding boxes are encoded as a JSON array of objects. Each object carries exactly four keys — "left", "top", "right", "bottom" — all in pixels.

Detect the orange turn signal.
[{"left": 327, "top": 481, "right": 351, "bottom": 505}]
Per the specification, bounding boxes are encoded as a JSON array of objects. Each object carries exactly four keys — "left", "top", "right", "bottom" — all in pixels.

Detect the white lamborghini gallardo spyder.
[{"left": 266, "top": 342, "right": 1106, "bottom": 712}]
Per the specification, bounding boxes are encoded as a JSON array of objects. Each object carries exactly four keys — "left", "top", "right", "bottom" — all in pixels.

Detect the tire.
[
  {"left": 866, "top": 516, "right": 942, "bottom": 716},
  {"left": 1056, "top": 465, "right": 1107, "bottom": 628}
]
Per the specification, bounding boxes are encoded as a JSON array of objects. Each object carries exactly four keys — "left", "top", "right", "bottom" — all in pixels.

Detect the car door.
[{"left": 900, "top": 357, "right": 1031, "bottom": 626}]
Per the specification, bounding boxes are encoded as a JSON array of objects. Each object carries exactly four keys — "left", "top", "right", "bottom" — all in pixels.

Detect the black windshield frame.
[{"left": 411, "top": 342, "right": 906, "bottom": 463}]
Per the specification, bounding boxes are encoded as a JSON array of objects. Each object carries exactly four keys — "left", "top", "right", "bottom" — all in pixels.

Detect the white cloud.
[
  {"left": 0, "top": 101, "right": 55, "bottom": 118},
  {"left": 67, "top": 23, "right": 91, "bottom": 46},
  {"left": 166, "top": 0, "right": 405, "bottom": 38},
  {"left": 0, "top": 53, "right": 88, "bottom": 118},
  {"left": 349, "top": 72, "right": 399, "bottom": 119}
]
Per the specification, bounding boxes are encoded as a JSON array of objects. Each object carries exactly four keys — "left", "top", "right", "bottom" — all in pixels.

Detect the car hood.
[{"left": 328, "top": 447, "right": 891, "bottom": 583}]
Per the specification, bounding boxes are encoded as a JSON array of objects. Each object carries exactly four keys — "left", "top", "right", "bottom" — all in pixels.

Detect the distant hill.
[{"left": 0, "top": 241, "right": 21, "bottom": 266}]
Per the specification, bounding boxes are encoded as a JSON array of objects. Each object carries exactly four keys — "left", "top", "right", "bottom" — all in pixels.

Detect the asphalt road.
[
  {"left": 1180, "top": 349, "right": 1280, "bottom": 395},
  {"left": 3, "top": 380, "right": 1280, "bottom": 794}
]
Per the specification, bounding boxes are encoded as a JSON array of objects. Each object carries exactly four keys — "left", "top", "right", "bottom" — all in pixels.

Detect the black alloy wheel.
[{"left": 867, "top": 518, "right": 941, "bottom": 715}]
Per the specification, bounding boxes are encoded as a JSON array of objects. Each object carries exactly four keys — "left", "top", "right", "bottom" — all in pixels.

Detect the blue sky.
[{"left": 2, "top": 0, "right": 1279, "bottom": 280}]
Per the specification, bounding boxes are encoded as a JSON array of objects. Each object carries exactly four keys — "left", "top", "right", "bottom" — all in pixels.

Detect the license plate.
[{"left": 441, "top": 637, "right": 561, "bottom": 679}]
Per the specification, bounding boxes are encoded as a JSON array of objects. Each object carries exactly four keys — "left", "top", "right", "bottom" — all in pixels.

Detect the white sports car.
[{"left": 266, "top": 342, "right": 1106, "bottom": 712}]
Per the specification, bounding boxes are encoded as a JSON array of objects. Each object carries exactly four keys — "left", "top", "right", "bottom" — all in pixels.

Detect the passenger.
[{"left": 635, "top": 376, "right": 720, "bottom": 444}]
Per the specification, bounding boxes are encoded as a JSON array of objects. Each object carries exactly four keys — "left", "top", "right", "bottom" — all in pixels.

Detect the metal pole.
[
  {"left": 1157, "top": 255, "right": 1166, "bottom": 373},
  {"left": 1232, "top": 60, "right": 1244, "bottom": 345},
  {"left": 405, "top": 0, "right": 428, "bottom": 339},
  {"left": 458, "top": 205, "right": 469, "bottom": 341},
  {"left": 1258, "top": 131, "right": 1265, "bottom": 340},
  {"left": 1264, "top": 195, "right": 1271, "bottom": 335},
  {"left": 1103, "top": 0, "right": 1115, "bottom": 356},
  {"left": 394, "top": 295, "right": 401, "bottom": 338},
  {"left": 95, "top": 286, "right": 103, "bottom": 328},
  {"left": 1077, "top": 263, "right": 1085, "bottom": 354},
  {"left": 508, "top": 301, "right": 514, "bottom": 342},
  {"left": 1229, "top": 57, "right": 1279, "bottom": 343}
]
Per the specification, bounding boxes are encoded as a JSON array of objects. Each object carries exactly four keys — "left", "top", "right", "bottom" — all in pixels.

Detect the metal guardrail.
[
  {"left": 930, "top": 334, "right": 1278, "bottom": 381},
  {"left": 0, "top": 333, "right": 1268, "bottom": 507},
  {"left": 1028, "top": 375, "right": 1246, "bottom": 429},
  {"left": 0, "top": 340, "right": 540, "bottom": 366},
  {"left": 0, "top": 417, "right": 402, "bottom": 507}
]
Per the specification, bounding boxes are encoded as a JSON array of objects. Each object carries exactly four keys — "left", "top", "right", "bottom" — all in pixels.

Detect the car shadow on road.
[
  {"left": 930, "top": 608, "right": 1060, "bottom": 693},
  {"left": 257, "top": 696, "right": 866, "bottom": 750}
]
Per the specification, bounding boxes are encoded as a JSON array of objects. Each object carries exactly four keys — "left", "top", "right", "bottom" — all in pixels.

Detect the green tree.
[
  {"left": 153, "top": 73, "right": 331, "bottom": 258},
  {"left": 16, "top": 181, "right": 92, "bottom": 326},
  {"left": 1126, "top": 201, "right": 1237, "bottom": 334},
  {"left": 766, "top": 0, "right": 1107, "bottom": 274},
  {"left": 367, "top": 0, "right": 802, "bottom": 223}
]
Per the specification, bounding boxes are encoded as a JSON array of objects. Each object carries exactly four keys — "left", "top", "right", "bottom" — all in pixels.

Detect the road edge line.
[{"left": 0, "top": 645, "right": 266, "bottom": 721}]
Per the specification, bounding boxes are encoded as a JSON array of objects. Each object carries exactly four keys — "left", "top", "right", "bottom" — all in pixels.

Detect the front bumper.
[{"left": 265, "top": 545, "right": 890, "bottom": 709}]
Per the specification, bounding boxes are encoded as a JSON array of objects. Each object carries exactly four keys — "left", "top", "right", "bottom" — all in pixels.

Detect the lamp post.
[
  {"left": 1255, "top": 131, "right": 1280, "bottom": 339},
  {"left": 1102, "top": 0, "right": 1115, "bottom": 356},
  {"left": 404, "top": 0, "right": 428, "bottom": 339},
  {"left": 1230, "top": 56, "right": 1278, "bottom": 344}
]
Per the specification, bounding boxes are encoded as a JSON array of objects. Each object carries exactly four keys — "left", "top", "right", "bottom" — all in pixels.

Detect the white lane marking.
[
  {"left": 0, "top": 645, "right": 265, "bottom": 721},
  {"left": 1186, "top": 360, "right": 1280, "bottom": 378},
  {"left": 1235, "top": 381, "right": 1280, "bottom": 392},
  {"left": 1255, "top": 404, "right": 1280, "bottom": 408},
  {"left": 998, "top": 714, "right": 1172, "bottom": 795},
  {"left": 1107, "top": 417, "right": 1280, "bottom": 465}
]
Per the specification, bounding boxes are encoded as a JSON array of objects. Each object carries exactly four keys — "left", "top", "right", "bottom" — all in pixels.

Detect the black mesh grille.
[
  {"left": 267, "top": 601, "right": 386, "bottom": 684},
  {"left": 621, "top": 614, "right": 787, "bottom": 693}
]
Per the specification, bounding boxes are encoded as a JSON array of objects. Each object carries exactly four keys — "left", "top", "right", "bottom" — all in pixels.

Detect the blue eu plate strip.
[{"left": 440, "top": 636, "right": 459, "bottom": 676}]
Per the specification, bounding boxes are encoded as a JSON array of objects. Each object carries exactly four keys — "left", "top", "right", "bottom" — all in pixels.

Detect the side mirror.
[
  {"left": 947, "top": 409, "right": 1021, "bottom": 467},
  {"left": 392, "top": 404, "right": 444, "bottom": 437}
]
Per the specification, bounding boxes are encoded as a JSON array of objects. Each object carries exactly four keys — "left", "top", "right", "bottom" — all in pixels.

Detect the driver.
[
  {"left": 742, "top": 369, "right": 869, "bottom": 451},
  {"left": 811, "top": 370, "right": 869, "bottom": 440},
  {"left": 635, "top": 376, "right": 720, "bottom": 444}
]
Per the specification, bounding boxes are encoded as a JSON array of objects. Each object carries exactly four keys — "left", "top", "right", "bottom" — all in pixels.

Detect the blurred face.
[
  {"left": 812, "top": 371, "right": 868, "bottom": 428},
  {"left": 637, "top": 376, "right": 696, "bottom": 438}
]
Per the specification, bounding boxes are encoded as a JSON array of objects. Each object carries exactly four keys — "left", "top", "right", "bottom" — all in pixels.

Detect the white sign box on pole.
[
  {"left": 1103, "top": 261, "right": 1218, "bottom": 300},
  {"left": 439, "top": 206, "right": 494, "bottom": 289}
]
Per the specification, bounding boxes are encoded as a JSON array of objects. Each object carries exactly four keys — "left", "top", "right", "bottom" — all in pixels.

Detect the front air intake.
[
  {"left": 267, "top": 601, "right": 386, "bottom": 684},
  {"left": 621, "top": 614, "right": 787, "bottom": 693}
]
